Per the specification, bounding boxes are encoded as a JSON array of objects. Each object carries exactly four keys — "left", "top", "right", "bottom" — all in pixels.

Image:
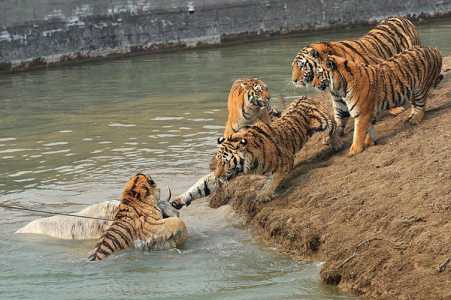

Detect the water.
[{"left": 1, "top": 17, "right": 451, "bottom": 300}]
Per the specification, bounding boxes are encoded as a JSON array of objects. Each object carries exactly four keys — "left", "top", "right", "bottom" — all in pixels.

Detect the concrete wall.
[{"left": 1, "top": 0, "right": 451, "bottom": 72}]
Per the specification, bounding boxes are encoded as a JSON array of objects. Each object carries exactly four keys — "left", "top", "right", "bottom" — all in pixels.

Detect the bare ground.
[{"left": 209, "top": 56, "right": 451, "bottom": 299}]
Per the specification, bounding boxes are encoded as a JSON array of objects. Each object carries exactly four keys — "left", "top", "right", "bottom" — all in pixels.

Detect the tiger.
[
  {"left": 88, "top": 173, "right": 187, "bottom": 261},
  {"left": 170, "top": 96, "right": 340, "bottom": 208},
  {"left": 318, "top": 47, "right": 443, "bottom": 157},
  {"left": 291, "top": 16, "right": 421, "bottom": 136},
  {"left": 224, "top": 78, "right": 281, "bottom": 138}
]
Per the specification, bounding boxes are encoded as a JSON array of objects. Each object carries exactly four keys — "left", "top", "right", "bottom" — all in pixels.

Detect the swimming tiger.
[
  {"left": 170, "top": 97, "right": 340, "bottom": 208},
  {"left": 319, "top": 47, "right": 443, "bottom": 157},
  {"left": 88, "top": 173, "right": 187, "bottom": 261},
  {"left": 224, "top": 78, "right": 280, "bottom": 138},
  {"left": 291, "top": 16, "right": 421, "bottom": 136}
]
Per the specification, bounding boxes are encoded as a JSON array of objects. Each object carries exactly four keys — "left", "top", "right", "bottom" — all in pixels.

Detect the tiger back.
[
  {"left": 320, "top": 47, "right": 443, "bottom": 156},
  {"left": 170, "top": 97, "right": 340, "bottom": 208},
  {"left": 88, "top": 173, "right": 164, "bottom": 261},
  {"left": 291, "top": 16, "right": 421, "bottom": 88},
  {"left": 224, "top": 78, "right": 280, "bottom": 138}
]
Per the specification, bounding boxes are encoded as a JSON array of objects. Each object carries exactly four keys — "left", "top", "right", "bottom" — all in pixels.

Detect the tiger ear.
[
  {"left": 310, "top": 49, "right": 319, "bottom": 58},
  {"left": 217, "top": 137, "right": 225, "bottom": 144},
  {"left": 326, "top": 59, "right": 337, "bottom": 70},
  {"left": 240, "top": 138, "right": 247, "bottom": 146}
]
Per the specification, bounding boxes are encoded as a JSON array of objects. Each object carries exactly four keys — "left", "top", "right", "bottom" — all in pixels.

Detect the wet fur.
[{"left": 88, "top": 174, "right": 187, "bottom": 261}]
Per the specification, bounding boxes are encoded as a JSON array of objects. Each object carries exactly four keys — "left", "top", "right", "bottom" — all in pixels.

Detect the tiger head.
[
  {"left": 122, "top": 173, "right": 158, "bottom": 204},
  {"left": 320, "top": 55, "right": 353, "bottom": 97},
  {"left": 214, "top": 134, "right": 255, "bottom": 183},
  {"left": 238, "top": 78, "right": 271, "bottom": 109},
  {"left": 292, "top": 43, "right": 333, "bottom": 89},
  {"left": 312, "top": 64, "right": 330, "bottom": 91}
]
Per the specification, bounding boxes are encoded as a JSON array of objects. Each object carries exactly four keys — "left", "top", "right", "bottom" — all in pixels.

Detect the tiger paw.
[
  {"left": 170, "top": 196, "right": 189, "bottom": 210},
  {"left": 347, "top": 144, "right": 364, "bottom": 157},
  {"left": 364, "top": 134, "right": 376, "bottom": 147},
  {"left": 256, "top": 193, "right": 274, "bottom": 203},
  {"left": 407, "top": 112, "right": 424, "bottom": 125}
]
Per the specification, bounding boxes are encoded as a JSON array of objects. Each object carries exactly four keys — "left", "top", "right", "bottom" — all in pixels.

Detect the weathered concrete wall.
[{"left": 1, "top": 0, "right": 451, "bottom": 72}]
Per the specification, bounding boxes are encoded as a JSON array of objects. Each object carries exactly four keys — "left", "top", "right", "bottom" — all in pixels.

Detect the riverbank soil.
[{"left": 210, "top": 56, "right": 451, "bottom": 299}]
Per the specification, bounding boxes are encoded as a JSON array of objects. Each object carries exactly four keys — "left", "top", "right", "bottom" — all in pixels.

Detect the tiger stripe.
[
  {"left": 224, "top": 78, "right": 280, "bottom": 138},
  {"left": 320, "top": 47, "right": 443, "bottom": 156},
  {"left": 88, "top": 173, "right": 163, "bottom": 261},
  {"left": 291, "top": 16, "right": 422, "bottom": 137},
  {"left": 170, "top": 173, "right": 217, "bottom": 209},
  {"left": 213, "top": 96, "right": 340, "bottom": 202}
]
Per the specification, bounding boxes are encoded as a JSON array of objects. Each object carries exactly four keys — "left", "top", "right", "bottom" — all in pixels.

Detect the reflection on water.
[{"left": 1, "top": 17, "right": 450, "bottom": 300}]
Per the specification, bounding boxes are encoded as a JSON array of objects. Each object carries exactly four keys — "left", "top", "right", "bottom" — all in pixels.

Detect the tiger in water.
[
  {"left": 171, "top": 96, "right": 340, "bottom": 208},
  {"left": 318, "top": 47, "right": 443, "bottom": 156},
  {"left": 224, "top": 78, "right": 280, "bottom": 137},
  {"left": 88, "top": 173, "right": 187, "bottom": 261},
  {"left": 291, "top": 16, "right": 421, "bottom": 136}
]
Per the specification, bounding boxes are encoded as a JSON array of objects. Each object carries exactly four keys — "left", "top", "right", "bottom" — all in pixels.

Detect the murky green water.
[{"left": 1, "top": 17, "right": 450, "bottom": 300}]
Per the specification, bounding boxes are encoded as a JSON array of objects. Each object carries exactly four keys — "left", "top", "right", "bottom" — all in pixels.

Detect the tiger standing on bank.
[
  {"left": 291, "top": 16, "right": 421, "bottom": 137},
  {"left": 318, "top": 47, "right": 443, "bottom": 156}
]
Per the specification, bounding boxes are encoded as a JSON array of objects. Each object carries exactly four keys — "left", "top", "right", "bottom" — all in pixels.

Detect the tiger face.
[
  {"left": 291, "top": 47, "right": 321, "bottom": 87},
  {"left": 313, "top": 64, "right": 329, "bottom": 91},
  {"left": 122, "top": 173, "right": 158, "bottom": 204},
  {"left": 320, "top": 55, "right": 350, "bottom": 97},
  {"left": 241, "top": 79, "right": 271, "bottom": 109},
  {"left": 214, "top": 136, "right": 252, "bottom": 183}
]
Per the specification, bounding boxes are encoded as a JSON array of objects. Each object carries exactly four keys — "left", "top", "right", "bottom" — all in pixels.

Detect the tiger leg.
[
  {"left": 170, "top": 173, "right": 217, "bottom": 209},
  {"left": 323, "top": 96, "right": 349, "bottom": 146},
  {"left": 333, "top": 97, "right": 350, "bottom": 137},
  {"left": 323, "top": 115, "right": 344, "bottom": 151},
  {"left": 408, "top": 85, "right": 434, "bottom": 125},
  {"left": 407, "top": 97, "right": 426, "bottom": 125},
  {"left": 256, "top": 169, "right": 290, "bottom": 203},
  {"left": 364, "top": 125, "right": 377, "bottom": 146},
  {"left": 364, "top": 119, "right": 377, "bottom": 146},
  {"left": 348, "top": 113, "right": 372, "bottom": 157}
]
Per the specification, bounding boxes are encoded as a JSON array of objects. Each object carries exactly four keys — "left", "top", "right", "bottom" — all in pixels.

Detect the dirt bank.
[{"left": 210, "top": 56, "right": 451, "bottom": 299}]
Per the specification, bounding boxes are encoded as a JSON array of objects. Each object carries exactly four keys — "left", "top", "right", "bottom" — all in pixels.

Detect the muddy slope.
[{"left": 210, "top": 56, "right": 451, "bottom": 299}]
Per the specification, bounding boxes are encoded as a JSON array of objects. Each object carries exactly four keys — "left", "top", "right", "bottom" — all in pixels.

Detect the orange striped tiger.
[
  {"left": 170, "top": 97, "right": 339, "bottom": 209},
  {"left": 88, "top": 173, "right": 187, "bottom": 261},
  {"left": 224, "top": 78, "right": 280, "bottom": 138},
  {"left": 214, "top": 96, "right": 340, "bottom": 202},
  {"left": 319, "top": 47, "right": 442, "bottom": 156},
  {"left": 291, "top": 16, "right": 421, "bottom": 136}
]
